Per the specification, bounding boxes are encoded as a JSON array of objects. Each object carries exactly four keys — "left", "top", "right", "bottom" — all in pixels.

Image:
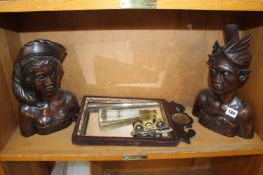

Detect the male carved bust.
[
  {"left": 12, "top": 39, "right": 79, "bottom": 137},
  {"left": 192, "top": 24, "right": 254, "bottom": 138}
]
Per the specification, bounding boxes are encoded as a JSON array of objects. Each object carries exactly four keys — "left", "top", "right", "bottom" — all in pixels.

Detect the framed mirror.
[{"left": 72, "top": 96, "right": 195, "bottom": 146}]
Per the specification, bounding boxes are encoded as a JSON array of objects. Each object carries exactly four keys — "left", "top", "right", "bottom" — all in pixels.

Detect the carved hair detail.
[
  {"left": 12, "top": 39, "right": 66, "bottom": 105},
  {"left": 224, "top": 33, "right": 252, "bottom": 69},
  {"left": 209, "top": 24, "right": 252, "bottom": 70}
]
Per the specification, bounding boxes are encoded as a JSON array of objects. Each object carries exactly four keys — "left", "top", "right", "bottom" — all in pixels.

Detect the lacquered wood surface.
[{"left": 0, "top": 0, "right": 263, "bottom": 12}]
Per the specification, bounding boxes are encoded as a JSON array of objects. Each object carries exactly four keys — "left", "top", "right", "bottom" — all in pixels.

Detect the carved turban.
[{"left": 209, "top": 24, "right": 252, "bottom": 70}]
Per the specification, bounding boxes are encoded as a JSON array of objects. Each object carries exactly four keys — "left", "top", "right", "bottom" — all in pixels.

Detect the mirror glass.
[{"left": 77, "top": 97, "right": 172, "bottom": 138}]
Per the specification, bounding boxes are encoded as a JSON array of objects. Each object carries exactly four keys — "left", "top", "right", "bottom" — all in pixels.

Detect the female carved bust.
[
  {"left": 192, "top": 24, "right": 254, "bottom": 139},
  {"left": 12, "top": 39, "right": 79, "bottom": 137}
]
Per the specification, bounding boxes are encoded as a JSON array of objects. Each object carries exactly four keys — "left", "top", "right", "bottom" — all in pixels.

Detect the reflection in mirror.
[{"left": 77, "top": 97, "right": 172, "bottom": 138}]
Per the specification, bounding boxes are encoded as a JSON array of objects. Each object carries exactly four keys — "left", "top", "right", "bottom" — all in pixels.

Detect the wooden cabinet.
[{"left": 0, "top": 1, "right": 263, "bottom": 175}]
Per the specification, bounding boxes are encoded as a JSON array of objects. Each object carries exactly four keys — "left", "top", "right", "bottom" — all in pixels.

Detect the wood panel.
[
  {"left": 18, "top": 10, "right": 247, "bottom": 106},
  {"left": 255, "top": 156, "right": 263, "bottom": 175},
  {"left": 96, "top": 159, "right": 212, "bottom": 175},
  {"left": 212, "top": 155, "right": 263, "bottom": 175},
  {"left": 0, "top": 66, "right": 16, "bottom": 150},
  {"left": 0, "top": 163, "right": 5, "bottom": 175},
  {"left": 239, "top": 26, "right": 263, "bottom": 140},
  {"left": 0, "top": 24, "right": 19, "bottom": 150},
  {"left": 158, "top": 0, "right": 263, "bottom": 11},
  {"left": 0, "top": 14, "right": 22, "bottom": 119},
  {"left": 0, "top": 29, "right": 21, "bottom": 121},
  {"left": 0, "top": 15, "right": 21, "bottom": 151},
  {"left": 234, "top": 24, "right": 263, "bottom": 175},
  {"left": 17, "top": 10, "right": 249, "bottom": 31},
  {"left": 20, "top": 28, "right": 217, "bottom": 106},
  {"left": 0, "top": 0, "right": 119, "bottom": 12},
  {"left": 2, "top": 162, "right": 51, "bottom": 175},
  {"left": 0, "top": 0, "right": 263, "bottom": 12},
  {"left": 90, "top": 162, "right": 104, "bottom": 175},
  {"left": 18, "top": 11, "right": 259, "bottom": 106}
]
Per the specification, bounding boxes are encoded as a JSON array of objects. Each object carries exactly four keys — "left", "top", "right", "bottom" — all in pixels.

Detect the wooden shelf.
[
  {"left": 157, "top": 0, "right": 263, "bottom": 11},
  {"left": 0, "top": 0, "right": 263, "bottom": 12},
  {"left": 0, "top": 108, "right": 262, "bottom": 161}
]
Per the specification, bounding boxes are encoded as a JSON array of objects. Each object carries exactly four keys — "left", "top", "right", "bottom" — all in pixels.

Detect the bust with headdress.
[
  {"left": 192, "top": 24, "right": 254, "bottom": 138},
  {"left": 12, "top": 39, "right": 79, "bottom": 137}
]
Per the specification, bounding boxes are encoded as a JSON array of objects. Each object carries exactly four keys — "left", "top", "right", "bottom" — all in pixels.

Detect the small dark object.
[
  {"left": 163, "top": 101, "right": 196, "bottom": 144},
  {"left": 172, "top": 113, "right": 191, "bottom": 125},
  {"left": 12, "top": 39, "right": 79, "bottom": 137},
  {"left": 192, "top": 24, "right": 254, "bottom": 139}
]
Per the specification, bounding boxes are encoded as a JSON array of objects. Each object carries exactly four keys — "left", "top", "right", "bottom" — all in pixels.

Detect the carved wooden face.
[
  {"left": 33, "top": 63, "right": 60, "bottom": 97},
  {"left": 209, "top": 57, "right": 243, "bottom": 95}
]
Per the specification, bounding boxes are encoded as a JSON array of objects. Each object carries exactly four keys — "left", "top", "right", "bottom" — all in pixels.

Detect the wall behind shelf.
[{"left": 17, "top": 10, "right": 251, "bottom": 106}]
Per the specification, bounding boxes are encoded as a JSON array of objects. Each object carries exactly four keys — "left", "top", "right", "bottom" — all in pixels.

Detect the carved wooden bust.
[
  {"left": 12, "top": 39, "right": 79, "bottom": 137},
  {"left": 192, "top": 24, "right": 254, "bottom": 139}
]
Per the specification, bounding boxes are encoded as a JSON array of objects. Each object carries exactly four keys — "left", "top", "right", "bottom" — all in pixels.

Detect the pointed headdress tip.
[
  {"left": 223, "top": 33, "right": 253, "bottom": 68},
  {"left": 224, "top": 24, "right": 240, "bottom": 44}
]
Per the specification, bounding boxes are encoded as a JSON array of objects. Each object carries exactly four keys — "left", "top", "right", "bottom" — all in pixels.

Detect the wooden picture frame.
[{"left": 72, "top": 96, "right": 195, "bottom": 146}]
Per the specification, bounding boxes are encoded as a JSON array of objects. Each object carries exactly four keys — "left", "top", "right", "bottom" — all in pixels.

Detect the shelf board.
[
  {"left": 0, "top": 0, "right": 263, "bottom": 12},
  {"left": 0, "top": 0, "right": 119, "bottom": 12},
  {"left": 157, "top": 0, "right": 263, "bottom": 11},
  {"left": 0, "top": 107, "right": 262, "bottom": 161}
]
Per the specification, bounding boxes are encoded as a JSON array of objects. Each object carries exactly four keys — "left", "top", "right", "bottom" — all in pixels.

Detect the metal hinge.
[
  {"left": 120, "top": 0, "right": 157, "bottom": 9},
  {"left": 123, "top": 155, "right": 148, "bottom": 161}
]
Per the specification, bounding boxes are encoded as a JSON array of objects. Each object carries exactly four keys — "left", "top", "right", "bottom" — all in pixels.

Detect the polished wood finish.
[
  {"left": 0, "top": 0, "right": 263, "bottom": 12},
  {"left": 13, "top": 39, "right": 79, "bottom": 137},
  {"left": 193, "top": 24, "right": 254, "bottom": 138},
  {"left": 0, "top": 0, "right": 119, "bottom": 12},
  {"left": 158, "top": 0, "right": 263, "bottom": 11}
]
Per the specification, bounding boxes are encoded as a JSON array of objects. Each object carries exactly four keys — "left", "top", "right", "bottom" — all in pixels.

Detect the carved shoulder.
[
  {"left": 19, "top": 104, "right": 31, "bottom": 117},
  {"left": 238, "top": 101, "right": 253, "bottom": 120},
  {"left": 236, "top": 100, "right": 254, "bottom": 139},
  {"left": 63, "top": 90, "right": 78, "bottom": 106},
  {"left": 192, "top": 89, "right": 212, "bottom": 116},
  {"left": 58, "top": 90, "right": 80, "bottom": 120}
]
